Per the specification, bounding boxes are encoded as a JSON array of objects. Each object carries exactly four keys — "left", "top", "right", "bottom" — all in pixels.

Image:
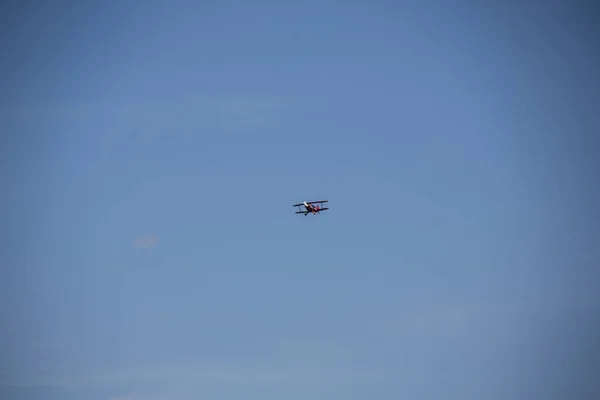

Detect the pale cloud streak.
[
  {"left": 1, "top": 363, "right": 380, "bottom": 391},
  {"left": 212, "top": 97, "right": 280, "bottom": 130},
  {"left": 108, "top": 395, "right": 173, "bottom": 400},
  {"left": 132, "top": 234, "right": 158, "bottom": 249},
  {"left": 2, "top": 95, "right": 283, "bottom": 139}
]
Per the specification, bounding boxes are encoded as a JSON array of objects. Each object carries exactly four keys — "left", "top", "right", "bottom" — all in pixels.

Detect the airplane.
[{"left": 293, "top": 200, "right": 329, "bottom": 216}]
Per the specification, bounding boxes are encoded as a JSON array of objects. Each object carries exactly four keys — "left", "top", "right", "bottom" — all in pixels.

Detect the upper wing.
[{"left": 293, "top": 200, "right": 328, "bottom": 206}]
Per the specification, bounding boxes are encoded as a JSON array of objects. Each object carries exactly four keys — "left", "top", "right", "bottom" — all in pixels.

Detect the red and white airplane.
[{"left": 293, "top": 200, "right": 329, "bottom": 216}]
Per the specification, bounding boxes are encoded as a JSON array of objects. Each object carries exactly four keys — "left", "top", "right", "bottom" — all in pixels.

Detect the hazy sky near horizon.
[{"left": 2, "top": 1, "right": 599, "bottom": 399}]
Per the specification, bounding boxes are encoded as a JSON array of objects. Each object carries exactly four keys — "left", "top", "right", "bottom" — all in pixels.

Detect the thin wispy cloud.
[
  {"left": 132, "top": 235, "right": 158, "bottom": 249},
  {"left": 1, "top": 364, "right": 366, "bottom": 390},
  {"left": 108, "top": 395, "right": 173, "bottom": 400},
  {"left": 84, "top": 365, "right": 323, "bottom": 387},
  {"left": 390, "top": 297, "right": 589, "bottom": 338},
  {"left": 3, "top": 95, "right": 283, "bottom": 139},
  {"left": 212, "top": 97, "right": 281, "bottom": 130}
]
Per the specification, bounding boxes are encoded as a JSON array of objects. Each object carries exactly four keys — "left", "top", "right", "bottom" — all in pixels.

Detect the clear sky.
[{"left": 1, "top": 1, "right": 599, "bottom": 399}]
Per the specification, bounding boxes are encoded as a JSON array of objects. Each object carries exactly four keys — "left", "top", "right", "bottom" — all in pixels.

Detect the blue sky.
[{"left": 1, "top": 1, "right": 599, "bottom": 399}]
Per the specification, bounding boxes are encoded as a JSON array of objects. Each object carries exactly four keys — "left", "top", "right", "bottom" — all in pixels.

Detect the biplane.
[{"left": 293, "top": 200, "right": 329, "bottom": 216}]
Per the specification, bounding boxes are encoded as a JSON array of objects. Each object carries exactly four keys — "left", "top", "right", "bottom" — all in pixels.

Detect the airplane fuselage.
[{"left": 303, "top": 201, "right": 318, "bottom": 214}]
